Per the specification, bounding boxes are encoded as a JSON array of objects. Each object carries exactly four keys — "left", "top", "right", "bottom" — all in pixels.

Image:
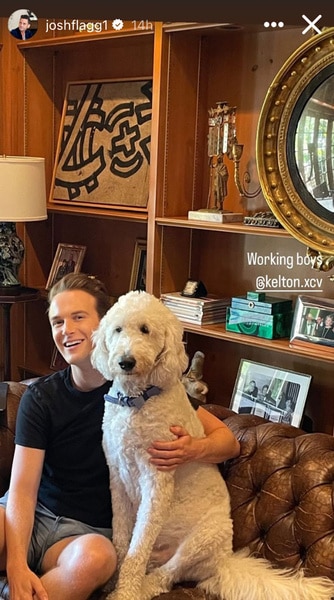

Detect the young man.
[{"left": 0, "top": 273, "right": 240, "bottom": 600}]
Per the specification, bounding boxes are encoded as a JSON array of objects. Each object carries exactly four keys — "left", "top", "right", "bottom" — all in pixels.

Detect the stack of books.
[{"left": 160, "top": 291, "right": 230, "bottom": 325}]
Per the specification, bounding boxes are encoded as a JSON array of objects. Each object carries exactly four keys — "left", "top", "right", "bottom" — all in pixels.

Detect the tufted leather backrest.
[{"left": 206, "top": 406, "right": 334, "bottom": 581}]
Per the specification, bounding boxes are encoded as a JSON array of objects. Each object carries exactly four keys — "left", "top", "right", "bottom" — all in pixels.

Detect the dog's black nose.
[{"left": 119, "top": 357, "right": 136, "bottom": 371}]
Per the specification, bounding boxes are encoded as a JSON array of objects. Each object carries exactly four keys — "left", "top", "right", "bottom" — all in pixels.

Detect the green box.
[
  {"left": 246, "top": 291, "right": 266, "bottom": 302},
  {"left": 231, "top": 295, "right": 292, "bottom": 315},
  {"left": 226, "top": 307, "right": 293, "bottom": 339}
]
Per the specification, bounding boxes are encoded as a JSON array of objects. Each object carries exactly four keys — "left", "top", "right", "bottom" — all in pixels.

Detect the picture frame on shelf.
[
  {"left": 230, "top": 359, "right": 312, "bottom": 427},
  {"left": 51, "top": 78, "right": 152, "bottom": 210},
  {"left": 50, "top": 346, "right": 68, "bottom": 371},
  {"left": 46, "top": 243, "right": 86, "bottom": 290},
  {"left": 129, "top": 239, "right": 147, "bottom": 291},
  {"left": 290, "top": 295, "right": 334, "bottom": 350}
]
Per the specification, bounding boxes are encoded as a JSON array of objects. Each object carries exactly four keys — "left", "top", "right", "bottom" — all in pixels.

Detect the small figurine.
[
  {"left": 182, "top": 350, "right": 208, "bottom": 404},
  {"left": 207, "top": 102, "right": 237, "bottom": 211}
]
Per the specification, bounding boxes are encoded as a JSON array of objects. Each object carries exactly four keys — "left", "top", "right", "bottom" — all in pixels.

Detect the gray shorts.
[{"left": 0, "top": 491, "right": 112, "bottom": 574}]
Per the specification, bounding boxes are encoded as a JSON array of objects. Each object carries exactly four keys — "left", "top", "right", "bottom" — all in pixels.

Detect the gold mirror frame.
[{"left": 256, "top": 28, "right": 334, "bottom": 271}]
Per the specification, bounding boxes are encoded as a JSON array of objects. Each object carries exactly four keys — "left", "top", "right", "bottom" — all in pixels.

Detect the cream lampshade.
[{"left": 0, "top": 156, "right": 47, "bottom": 289}]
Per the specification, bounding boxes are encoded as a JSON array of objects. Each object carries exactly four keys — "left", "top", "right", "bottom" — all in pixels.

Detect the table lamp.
[{"left": 0, "top": 156, "right": 47, "bottom": 290}]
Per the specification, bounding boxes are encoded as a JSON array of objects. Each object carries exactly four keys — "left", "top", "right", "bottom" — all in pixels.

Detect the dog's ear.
[
  {"left": 158, "top": 310, "right": 189, "bottom": 379},
  {"left": 91, "top": 316, "right": 110, "bottom": 378}
]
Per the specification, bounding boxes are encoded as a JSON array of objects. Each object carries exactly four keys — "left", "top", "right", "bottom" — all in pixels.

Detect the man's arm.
[{"left": 147, "top": 405, "right": 240, "bottom": 471}]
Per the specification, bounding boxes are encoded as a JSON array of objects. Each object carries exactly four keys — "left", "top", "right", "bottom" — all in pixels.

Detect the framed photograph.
[
  {"left": 50, "top": 346, "right": 68, "bottom": 371},
  {"left": 230, "top": 359, "right": 312, "bottom": 428},
  {"left": 51, "top": 78, "right": 152, "bottom": 210},
  {"left": 129, "top": 239, "right": 147, "bottom": 291},
  {"left": 290, "top": 295, "right": 334, "bottom": 350},
  {"left": 46, "top": 243, "right": 86, "bottom": 290}
]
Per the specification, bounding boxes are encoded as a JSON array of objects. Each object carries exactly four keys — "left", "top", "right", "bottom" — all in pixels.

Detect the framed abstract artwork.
[{"left": 51, "top": 78, "right": 152, "bottom": 210}]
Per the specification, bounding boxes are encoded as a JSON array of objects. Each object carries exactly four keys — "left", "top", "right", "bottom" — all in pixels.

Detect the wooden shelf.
[
  {"left": 155, "top": 216, "right": 289, "bottom": 236},
  {"left": 47, "top": 202, "right": 148, "bottom": 222},
  {"left": 182, "top": 322, "right": 333, "bottom": 363},
  {"left": 17, "top": 27, "right": 155, "bottom": 51}
]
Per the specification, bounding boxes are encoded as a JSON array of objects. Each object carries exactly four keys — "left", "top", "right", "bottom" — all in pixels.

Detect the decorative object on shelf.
[
  {"left": 181, "top": 350, "right": 208, "bottom": 404},
  {"left": 160, "top": 291, "right": 230, "bottom": 325},
  {"left": 244, "top": 211, "right": 283, "bottom": 228},
  {"left": 181, "top": 280, "right": 207, "bottom": 298},
  {"left": 188, "top": 101, "right": 260, "bottom": 223},
  {"left": 257, "top": 27, "right": 334, "bottom": 273},
  {"left": 290, "top": 295, "right": 334, "bottom": 351},
  {"left": 306, "top": 247, "right": 334, "bottom": 273},
  {"left": 45, "top": 243, "right": 86, "bottom": 290},
  {"left": 226, "top": 291, "right": 293, "bottom": 339},
  {"left": 51, "top": 78, "right": 152, "bottom": 210},
  {"left": 129, "top": 238, "right": 147, "bottom": 291},
  {"left": 231, "top": 139, "right": 262, "bottom": 199},
  {"left": 230, "top": 358, "right": 312, "bottom": 428},
  {"left": 0, "top": 156, "right": 47, "bottom": 290}
]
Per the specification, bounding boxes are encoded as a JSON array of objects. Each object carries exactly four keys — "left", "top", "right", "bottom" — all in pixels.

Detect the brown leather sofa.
[{"left": 1, "top": 381, "right": 334, "bottom": 600}]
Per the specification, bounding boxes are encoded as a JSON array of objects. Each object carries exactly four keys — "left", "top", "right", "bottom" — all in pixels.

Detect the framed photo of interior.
[
  {"left": 230, "top": 359, "right": 312, "bottom": 427},
  {"left": 46, "top": 243, "right": 86, "bottom": 290},
  {"left": 129, "top": 239, "right": 147, "bottom": 291},
  {"left": 290, "top": 295, "right": 334, "bottom": 350},
  {"left": 51, "top": 78, "right": 152, "bottom": 210}
]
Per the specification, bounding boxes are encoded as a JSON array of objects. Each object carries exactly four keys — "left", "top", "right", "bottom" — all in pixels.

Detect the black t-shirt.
[
  {"left": 15, "top": 368, "right": 112, "bottom": 528},
  {"left": 15, "top": 370, "right": 200, "bottom": 528}
]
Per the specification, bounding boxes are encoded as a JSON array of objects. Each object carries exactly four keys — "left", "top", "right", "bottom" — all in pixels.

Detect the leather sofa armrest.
[{"left": 0, "top": 381, "right": 28, "bottom": 496}]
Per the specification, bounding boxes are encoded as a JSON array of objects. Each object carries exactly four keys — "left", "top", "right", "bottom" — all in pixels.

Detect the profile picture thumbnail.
[{"left": 8, "top": 9, "right": 38, "bottom": 40}]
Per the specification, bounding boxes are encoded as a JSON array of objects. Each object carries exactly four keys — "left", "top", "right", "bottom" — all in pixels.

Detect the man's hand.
[
  {"left": 8, "top": 567, "right": 48, "bottom": 600},
  {"left": 147, "top": 426, "right": 199, "bottom": 471}
]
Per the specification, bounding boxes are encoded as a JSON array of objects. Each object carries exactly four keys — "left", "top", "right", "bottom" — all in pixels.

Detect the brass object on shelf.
[
  {"left": 244, "top": 211, "right": 283, "bottom": 228},
  {"left": 189, "top": 101, "right": 260, "bottom": 223},
  {"left": 257, "top": 27, "right": 334, "bottom": 272},
  {"left": 231, "top": 142, "right": 262, "bottom": 199}
]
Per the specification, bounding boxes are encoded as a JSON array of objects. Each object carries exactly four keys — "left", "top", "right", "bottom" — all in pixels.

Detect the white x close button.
[{"left": 302, "top": 14, "right": 322, "bottom": 35}]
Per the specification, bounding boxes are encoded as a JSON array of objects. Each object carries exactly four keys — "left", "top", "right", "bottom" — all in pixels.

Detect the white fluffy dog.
[{"left": 91, "top": 290, "right": 334, "bottom": 600}]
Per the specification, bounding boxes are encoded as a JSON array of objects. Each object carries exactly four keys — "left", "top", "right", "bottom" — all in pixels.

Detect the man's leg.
[{"left": 40, "top": 533, "right": 117, "bottom": 600}]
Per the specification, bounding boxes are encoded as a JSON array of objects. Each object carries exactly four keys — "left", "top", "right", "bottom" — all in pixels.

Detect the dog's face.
[{"left": 91, "top": 291, "right": 189, "bottom": 393}]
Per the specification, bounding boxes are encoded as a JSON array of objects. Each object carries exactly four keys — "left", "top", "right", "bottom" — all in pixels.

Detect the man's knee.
[
  {"left": 78, "top": 534, "right": 117, "bottom": 578},
  {"left": 43, "top": 533, "right": 117, "bottom": 583}
]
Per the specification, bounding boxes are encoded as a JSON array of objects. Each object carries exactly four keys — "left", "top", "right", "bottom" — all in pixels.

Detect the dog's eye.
[
  {"left": 115, "top": 326, "right": 122, "bottom": 333},
  {"left": 140, "top": 324, "right": 150, "bottom": 334}
]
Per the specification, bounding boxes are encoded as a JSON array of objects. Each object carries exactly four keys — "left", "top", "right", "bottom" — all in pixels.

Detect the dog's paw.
[
  {"left": 105, "top": 591, "right": 131, "bottom": 600},
  {"left": 141, "top": 570, "right": 172, "bottom": 600}
]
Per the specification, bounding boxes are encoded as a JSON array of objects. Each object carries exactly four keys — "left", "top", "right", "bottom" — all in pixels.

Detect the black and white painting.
[{"left": 52, "top": 79, "right": 152, "bottom": 208}]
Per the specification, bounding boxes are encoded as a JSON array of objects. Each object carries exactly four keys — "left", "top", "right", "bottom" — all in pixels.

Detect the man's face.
[
  {"left": 49, "top": 289, "right": 100, "bottom": 368},
  {"left": 18, "top": 18, "right": 30, "bottom": 32}
]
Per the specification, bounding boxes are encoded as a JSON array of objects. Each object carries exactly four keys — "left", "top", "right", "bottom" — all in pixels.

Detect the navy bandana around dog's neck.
[{"left": 104, "top": 385, "right": 162, "bottom": 409}]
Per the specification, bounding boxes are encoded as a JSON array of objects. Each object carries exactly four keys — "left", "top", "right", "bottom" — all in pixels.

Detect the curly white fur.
[{"left": 91, "top": 290, "right": 334, "bottom": 600}]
